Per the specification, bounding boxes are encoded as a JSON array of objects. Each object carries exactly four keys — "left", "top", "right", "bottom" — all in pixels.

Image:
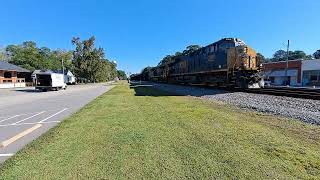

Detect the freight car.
[{"left": 134, "top": 38, "right": 264, "bottom": 88}]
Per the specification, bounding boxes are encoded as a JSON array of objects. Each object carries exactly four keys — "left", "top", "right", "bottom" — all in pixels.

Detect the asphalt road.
[{"left": 0, "top": 83, "right": 114, "bottom": 163}]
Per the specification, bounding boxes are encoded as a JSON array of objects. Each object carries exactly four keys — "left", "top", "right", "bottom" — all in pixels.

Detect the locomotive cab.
[
  {"left": 237, "top": 46, "right": 258, "bottom": 70},
  {"left": 227, "top": 44, "right": 264, "bottom": 88}
]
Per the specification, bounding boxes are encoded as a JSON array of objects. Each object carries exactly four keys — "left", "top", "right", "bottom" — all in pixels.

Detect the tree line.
[
  {"left": 157, "top": 45, "right": 201, "bottom": 67},
  {"left": 134, "top": 45, "right": 202, "bottom": 78},
  {"left": 0, "top": 36, "right": 127, "bottom": 82},
  {"left": 258, "top": 49, "right": 320, "bottom": 63}
]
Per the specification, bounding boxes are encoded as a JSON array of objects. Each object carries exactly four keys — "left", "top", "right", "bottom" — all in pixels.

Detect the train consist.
[{"left": 131, "top": 38, "right": 264, "bottom": 88}]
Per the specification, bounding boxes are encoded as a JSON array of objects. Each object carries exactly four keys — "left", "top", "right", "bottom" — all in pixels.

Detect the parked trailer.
[{"left": 35, "top": 72, "right": 67, "bottom": 91}]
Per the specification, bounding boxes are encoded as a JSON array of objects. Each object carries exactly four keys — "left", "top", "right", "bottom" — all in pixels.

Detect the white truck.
[{"left": 35, "top": 72, "right": 67, "bottom": 91}]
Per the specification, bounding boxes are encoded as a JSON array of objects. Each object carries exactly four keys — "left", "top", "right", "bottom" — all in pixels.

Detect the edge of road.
[{"left": 0, "top": 82, "right": 117, "bottom": 164}]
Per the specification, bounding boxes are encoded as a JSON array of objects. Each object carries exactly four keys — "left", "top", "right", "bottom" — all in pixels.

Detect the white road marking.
[
  {"left": 0, "top": 121, "right": 61, "bottom": 127},
  {"left": 38, "top": 108, "right": 68, "bottom": 123},
  {"left": 0, "top": 111, "right": 47, "bottom": 121},
  {"left": 22, "top": 121, "right": 62, "bottom": 125},
  {"left": 0, "top": 124, "right": 42, "bottom": 148},
  {"left": 0, "top": 153, "right": 14, "bottom": 157},
  {"left": 12, "top": 111, "right": 45, "bottom": 125},
  {"left": 0, "top": 115, "right": 20, "bottom": 123}
]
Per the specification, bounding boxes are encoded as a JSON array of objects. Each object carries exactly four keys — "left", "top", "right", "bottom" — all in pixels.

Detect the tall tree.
[
  {"left": 5, "top": 41, "right": 73, "bottom": 71},
  {"left": 158, "top": 55, "right": 175, "bottom": 66},
  {"left": 256, "top": 53, "right": 267, "bottom": 64},
  {"left": 117, "top": 70, "right": 127, "bottom": 80},
  {"left": 72, "top": 36, "right": 103, "bottom": 82},
  {"left": 314, "top": 50, "right": 320, "bottom": 59},
  {"left": 272, "top": 50, "right": 287, "bottom": 61},
  {"left": 175, "top": 51, "right": 183, "bottom": 57},
  {"left": 50, "top": 50, "right": 73, "bottom": 71},
  {"left": 271, "top": 49, "right": 308, "bottom": 61},
  {"left": 6, "top": 41, "right": 45, "bottom": 71},
  {"left": 0, "top": 51, "right": 5, "bottom": 60},
  {"left": 183, "top": 45, "right": 201, "bottom": 55},
  {"left": 95, "top": 60, "right": 117, "bottom": 82},
  {"left": 289, "top": 50, "right": 306, "bottom": 60},
  {"left": 72, "top": 36, "right": 116, "bottom": 82}
]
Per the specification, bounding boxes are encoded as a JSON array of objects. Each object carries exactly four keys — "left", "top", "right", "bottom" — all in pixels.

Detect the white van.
[{"left": 35, "top": 72, "right": 67, "bottom": 91}]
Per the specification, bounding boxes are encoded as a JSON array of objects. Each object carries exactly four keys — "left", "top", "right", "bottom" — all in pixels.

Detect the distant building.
[
  {"left": 263, "top": 59, "right": 320, "bottom": 87},
  {"left": 0, "top": 61, "right": 31, "bottom": 88},
  {"left": 301, "top": 59, "right": 320, "bottom": 86},
  {"left": 61, "top": 70, "right": 76, "bottom": 84},
  {"left": 263, "top": 60, "right": 302, "bottom": 86}
]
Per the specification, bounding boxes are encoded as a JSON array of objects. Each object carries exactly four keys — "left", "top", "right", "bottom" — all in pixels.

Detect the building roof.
[
  {"left": 262, "top": 59, "right": 302, "bottom": 65},
  {"left": 32, "top": 69, "right": 74, "bottom": 76},
  {"left": 53, "top": 70, "right": 73, "bottom": 75},
  {"left": 32, "top": 70, "right": 54, "bottom": 75},
  {"left": 0, "top": 61, "right": 30, "bottom": 72}
]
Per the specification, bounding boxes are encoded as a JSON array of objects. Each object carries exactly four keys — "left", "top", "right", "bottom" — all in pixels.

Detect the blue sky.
[{"left": 1, "top": 0, "right": 319, "bottom": 73}]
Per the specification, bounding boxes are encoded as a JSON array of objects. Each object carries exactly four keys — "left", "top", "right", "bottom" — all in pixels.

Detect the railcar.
[{"left": 135, "top": 38, "right": 264, "bottom": 88}]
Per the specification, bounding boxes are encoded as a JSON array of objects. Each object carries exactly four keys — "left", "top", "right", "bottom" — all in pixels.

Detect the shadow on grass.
[
  {"left": 130, "top": 84, "right": 181, "bottom": 97},
  {"left": 130, "top": 81, "right": 228, "bottom": 97}
]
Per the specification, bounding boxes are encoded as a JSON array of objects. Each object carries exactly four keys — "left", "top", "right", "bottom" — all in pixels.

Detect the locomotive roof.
[
  {"left": 157, "top": 38, "right": 247, "bottom": 67},
  {"left": 206, "top": 38, "right": 246, "bottom": 48}
]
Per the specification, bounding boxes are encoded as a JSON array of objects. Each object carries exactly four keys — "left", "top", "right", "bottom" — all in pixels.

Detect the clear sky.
[{"left": 1, "top": 0, "right": 319, "bottom": 73}]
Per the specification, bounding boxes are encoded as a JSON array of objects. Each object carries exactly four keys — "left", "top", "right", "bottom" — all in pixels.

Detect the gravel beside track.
[{"left": 146, "top": 82, "right": 320, "bottom": 125}]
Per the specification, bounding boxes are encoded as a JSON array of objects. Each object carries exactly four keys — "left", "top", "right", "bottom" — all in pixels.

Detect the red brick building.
[
  {"left": 0, "top": 61, "right": 30, "bottom": 88},
  {"left": 262, "top": 60, "right": 302, "bottom": 86}
]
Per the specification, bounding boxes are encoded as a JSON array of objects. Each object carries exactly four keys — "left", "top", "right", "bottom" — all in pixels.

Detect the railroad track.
[
  {"left": 136, "top": 81, "right": 320, "bottom": 100},
  {"left": 243, "top": 87, "right": 320, "bottom": 100}
]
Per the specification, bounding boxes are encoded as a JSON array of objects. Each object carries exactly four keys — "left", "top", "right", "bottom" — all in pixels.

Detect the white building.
[
  {"left": 301, "top": 59, "right": 320, "bottom": 86},
  {"left": 263, "top": 59, "right": 320, "bottom": 87},
  {"left": 64, "top": 70, "right": 76, "bottom": 84}
]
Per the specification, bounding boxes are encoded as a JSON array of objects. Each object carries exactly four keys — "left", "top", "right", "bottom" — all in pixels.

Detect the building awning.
[{"left": 264, "top": 69, "right": 298, "bottom": 77}]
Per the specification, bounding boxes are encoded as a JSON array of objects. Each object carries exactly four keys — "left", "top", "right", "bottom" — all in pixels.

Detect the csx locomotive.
[{"left": 132, "top": 38, "right": 264, "bottom": 88}]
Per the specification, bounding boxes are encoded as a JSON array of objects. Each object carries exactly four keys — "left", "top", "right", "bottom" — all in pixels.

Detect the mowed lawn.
[{"left": 0, "top": 83, "right": 320, "bottom": 179}]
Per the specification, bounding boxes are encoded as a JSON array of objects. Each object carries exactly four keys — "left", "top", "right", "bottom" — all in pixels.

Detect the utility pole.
[
  {"left": 62, "top": 58, "right": 65, "bottom": 83},
  {"left": 285, "top": 40, "right": 290, "bottom": 86}
]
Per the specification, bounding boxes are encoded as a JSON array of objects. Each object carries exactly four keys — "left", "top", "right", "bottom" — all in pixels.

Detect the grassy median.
[{"left": 0, "top": 82, "right": 319, "bottom": 179}]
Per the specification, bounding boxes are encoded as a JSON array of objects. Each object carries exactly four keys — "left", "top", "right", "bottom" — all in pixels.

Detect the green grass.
[{"left": 0, "top": 82, "right": 320, "bottom": 179}]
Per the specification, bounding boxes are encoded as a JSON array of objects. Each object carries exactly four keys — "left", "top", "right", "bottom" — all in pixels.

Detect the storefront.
[
  {"left": 263, "top": 60, "right": 302, "bottom": 86},
  {"left": 301, "top": 60, "right": 320, "bottom": 86},
  {"left": 265, "top": 69, "right": 299, "bottom": 86}
]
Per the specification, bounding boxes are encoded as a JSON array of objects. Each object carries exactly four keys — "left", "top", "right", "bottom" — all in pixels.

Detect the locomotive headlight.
[
  {"left": 241, "top": 61, "right": 248, "bottom": 68},
  {"left": 244, "top": 47, "right": 248, "bottom": 53}
]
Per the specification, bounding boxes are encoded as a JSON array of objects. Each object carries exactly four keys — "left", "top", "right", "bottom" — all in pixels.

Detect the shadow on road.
[{"left": 14, "top": 89, "right": 42, "bottom": 93}]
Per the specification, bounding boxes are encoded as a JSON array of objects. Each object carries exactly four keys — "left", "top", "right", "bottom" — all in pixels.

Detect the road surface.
[{"left": 0, "top": 83, "right": 114, "bottom": 163}]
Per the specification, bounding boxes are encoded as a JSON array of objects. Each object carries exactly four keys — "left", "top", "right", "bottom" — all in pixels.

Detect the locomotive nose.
[{"left": 240, "top": 46, "right": 257, "bottom": 69}]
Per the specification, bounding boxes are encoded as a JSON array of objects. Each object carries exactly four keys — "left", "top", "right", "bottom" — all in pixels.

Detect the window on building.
[
  {"left": 310, "top": 75, "right": 318, "bottom": 81},
  {"left": 270, "top": 77, "right": 275, "bottom": 83},
  {"left": 4, "top": 72, "right": 12, "bottom": 78}
]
